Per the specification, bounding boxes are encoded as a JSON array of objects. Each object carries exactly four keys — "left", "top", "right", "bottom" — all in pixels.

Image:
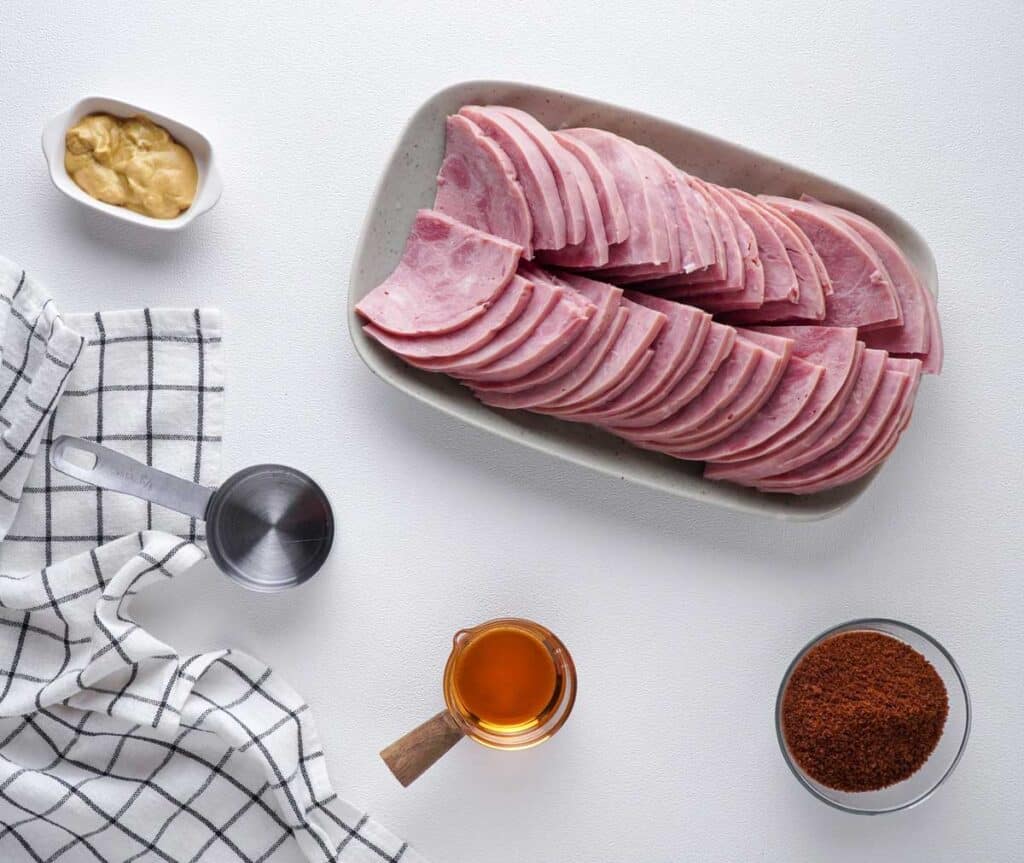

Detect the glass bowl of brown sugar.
[{"left": 776, "top": 618, "right": 970, "bottom": 814}]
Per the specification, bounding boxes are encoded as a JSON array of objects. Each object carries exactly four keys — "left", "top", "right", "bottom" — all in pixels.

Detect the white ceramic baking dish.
[
  {"left": 347, "top": 81, "right": 938, "bottom": 521},
  {"left": 42, "top": 95, "right": 222, "bottom": 231}
]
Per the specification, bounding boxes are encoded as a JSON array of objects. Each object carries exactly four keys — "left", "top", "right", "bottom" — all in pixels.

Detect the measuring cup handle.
[
  {"left": 380, "top": 710, "right": 465, "bottom": 787},
  {"left": 50, "top": 435, "right": 214, "bottom": 521}
]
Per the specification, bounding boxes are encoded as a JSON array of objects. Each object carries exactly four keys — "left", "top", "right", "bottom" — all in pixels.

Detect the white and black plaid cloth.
[
  {"left": 0, "top": 261, "right": 424, "bottom": 862},
  {"left": 0, "top": 257, "right": 225, "bottom": 574}
]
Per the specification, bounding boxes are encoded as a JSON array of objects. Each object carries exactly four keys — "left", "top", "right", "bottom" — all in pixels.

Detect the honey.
[{"left": 443, "top": 618, "right": 575, "bottom": 747}]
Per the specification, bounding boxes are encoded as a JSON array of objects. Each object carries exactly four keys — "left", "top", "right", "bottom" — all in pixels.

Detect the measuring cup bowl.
[{"left": 50, "top": 436, "right": 334, "bottom": 592}]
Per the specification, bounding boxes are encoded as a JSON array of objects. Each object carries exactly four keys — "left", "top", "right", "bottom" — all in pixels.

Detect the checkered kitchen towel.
[
  {"left": 0, "top": 261, "right": 425, "bottom": 862},
  {"left": 0, "top": 257, "right": 224, "bottom": 574}
]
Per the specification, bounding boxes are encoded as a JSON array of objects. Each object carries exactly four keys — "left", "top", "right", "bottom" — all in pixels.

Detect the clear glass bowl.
[{"left": 776, "top": 618, "right": 970, "bottom": 814}]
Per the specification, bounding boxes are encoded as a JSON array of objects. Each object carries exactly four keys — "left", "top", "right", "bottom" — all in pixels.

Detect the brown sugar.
[{"left": 781, "top": 630, "right": 949, "bottom": 792}]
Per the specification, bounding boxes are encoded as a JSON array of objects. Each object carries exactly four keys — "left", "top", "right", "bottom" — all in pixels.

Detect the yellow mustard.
[{"left": 64, "top": 114, "right": 198, "bottom": 219}]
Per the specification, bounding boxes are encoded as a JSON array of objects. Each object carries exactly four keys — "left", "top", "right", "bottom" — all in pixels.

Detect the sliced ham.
[
  {"left": 706, "top": 347, "right": 884, "bottom": 483},
  {"left": 411, "top": 275, "right": 561, "bottom": 374},
  {"left": 536, "top": 146, "right": 610, "bottom": 267},
  {"left": 364, "top": 274, "right": 533, "bottom": 359},
  {"left": 623, "top": 337, "right": 763, "bottom": 443},
  {"left": 476, "top": 306, "right": 630, "bottom": 410},
  {"left": 559, "top": 129, "right": 670, "bottom": 267},
  {"left": 433, "top": 114, "right": 534, "bottom": 257},
  {"left": 473, "top": 269, "right": 622, "bottom": 393},
  {"left": 460, "top": 106, "right": 567, "bottom": 250},
  {"left": 606, "top": 323, "right": 736, "bottom": 431},
  {"left": 802, "top": 197, "right": 930, "bottom": 357},
  {"left": 541, "top": 298, "right": 667, "bottom": 412},
  {"left": 727, "top": 189, "right": 799, "bottom": 303},
  {"left": 760, "top": 196, "right": 901, "bottom": 331},
  {"left": 755, "top": 362, "right": 911, "bottom": 491},
  {"left": 695, "top": 327, "right": 858, "bottom": 463},
  {"left": 680, "top": 356, "right": 823, "bottom": 462},
  {"left": 553, "top": 131, "right": 630, "bottom": 245},
  {"left": 659, "top": 332, "right": 793, "bottom": 450},
  {"left": 356, "top": 209, "right": 521, "bottom": 336},
  {"left": 567, "top": 295, "right": 709, "bottom": 422},
  {"left": 460, "top": 288, "right": 595, "bottom": 383},
  {"left": 918, "top": 283, "right": 944, "bottom": 374},
  {"left": 494, "top": 106, "right": 586, "bottom": 245}
]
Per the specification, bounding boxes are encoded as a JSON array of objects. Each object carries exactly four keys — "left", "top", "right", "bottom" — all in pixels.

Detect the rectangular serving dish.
[{"left": 347, "top": 81, "right": 938, "bottom": 521}]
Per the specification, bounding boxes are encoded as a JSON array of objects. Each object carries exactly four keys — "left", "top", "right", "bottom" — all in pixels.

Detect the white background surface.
[{"left": 2, "top": 2, "right": 1023, "bottom": 860}]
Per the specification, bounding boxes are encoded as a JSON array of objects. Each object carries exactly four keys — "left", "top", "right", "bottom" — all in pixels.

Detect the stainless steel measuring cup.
[{"left": 50, "top": 436, "right": 334, "bottom": 592}]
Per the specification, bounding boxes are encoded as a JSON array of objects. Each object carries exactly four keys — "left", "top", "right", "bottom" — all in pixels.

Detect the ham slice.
[
  {"left": 433, "top": 114, "right": 534, "bottom": 257},
  {"left": 537, "top": 146, "right": 610, "bottom": 267},
  {"left": 727, "top": 189, "right": 799, "bottom": 303},
  {"left": 553, "top": 131, "right": 630, "bottom": 245},
  {"left": 760, "top": 196, "right": 901, "bottom": 331},
  {"left": 659, "top": 332, "right": 793, "bottom": 450},
  {"left": 692, "top": 327, "right": 857, "bottom": 463},
  {"left": 356, "top": 210, "right": 521, "bottom": 336},
  {"left": 707, "top": 347, "right": 885, "bottom": 483},
  {"left": 541, "top": 298, "right": 667, "bottom": 412},
  {"left": 494, "top": 106, "right": 586, "bottom": 245},
  {"left": 624, "top": 337, "right": 763, "bottom": 443},
  {"left": 411, "top": 275, "right": 561, "bottom": 374},
  {"left": 802, "top": 197, "right": 930, "bottom": 357},
  {"left": 460, "top": 106, "right": 567, "bottom": 250},
  {"left": 461, "top": 288, "right": 595, "bottom": 383},
  {"left": 568, "top": 295, "right": 709, "bottom": 422},
  {"left": 680, "top": 356, "right": 822, "bottom": 462},
  {"left": 755, "top": 362, "right": 911, "bottom": 491},
  {"left": 472, "top": 270, "right": 622, "bottom": 393},
  {"left": 560, "top": 129, "right": 670, "bottom": 268},
  {"left": 606, "top": 323, "right": 736, "bottom": 431},
  {"left": 476, "top": 306, "right": 630, "bottom": 410},
  {"left": 918, "top": 284, "right": 944, "bottom": 374},
  {"left": 364, "top": 274, "right": 533, "bottom": 359}
]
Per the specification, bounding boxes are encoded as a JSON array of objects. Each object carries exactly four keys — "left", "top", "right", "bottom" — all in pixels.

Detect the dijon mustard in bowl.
[{"left": 42, "top": 96, "right": 222, "bottom": 231}]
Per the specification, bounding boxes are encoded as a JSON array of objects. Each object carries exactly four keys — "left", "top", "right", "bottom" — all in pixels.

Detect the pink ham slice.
[
  {"left": 606, "top": 323, "right": 735, "bottom": 430},
  {"left": 802, "top": 197, "right": 930, "bottom": 357},
  {"left": 412, "top": 275, "right": 561, "bottom": 374},
  {"left": 760, "top": 196, "right": 901, "bottom": 331},
  {"left": 460, "top": 106, "right": 567, "bottom": 251},
  {"left": 805, "top": 358, "right": 922, "bottom": 492},
  {"left": 680, "top": 356, "right": 823, "bottom": 462},
  {"left": 554, "top": 348, "right": 655, "bottom": 418},
  {"left": 706, "top": 346, "right": 885, "bottom": 483},
  {"left": 658, "top": 332, "right": 793, "bottom": 450},
  {"left": 476, "top": 306, "right": 630, "bottom": 410},
  {"left": 727, "top": 189, "right": 799, "bottom": 303},
  {"left": 355, "top": 209, "right": 521, "bottom": 336},
  {"left": 691, "top": 326, "right": 858, "bottom": 463},
  {"left": 460, "top": 287, "right": 595, "bottom": 383},
  {"left": 494, "top": 106, "right": 586, "bottom": 246},
  {"left": 755, "top": 361, "right": 911, "bottom": 491},
  {"left": 615, "top": 332, "right": 760, "bottom": 441},
  {"left": 540, "top": 298, "right": 667, "bottom": 412},
  {"left": 559, "top": 129, "right": 670, "bottom": 268},
  {"left": 364, "top": 274, "right": 533, "bottom": 359},
  {"left": 472, "top": 270, "right": 622, "bottom": 393},
  {"left": 433, "top": 114, "right": 534, "bottom": 257},
  {"left": 567, "top": 294, "right": 709, "bottom": 422},
  {"left": 918, "top": 284, "right": 944, "bottom": 374},
  {"left": 537, "top": 146, "right": 610, "bottom": 267},
  {"left": 553, "top": 131, "right": 630, "bottom": 245}
]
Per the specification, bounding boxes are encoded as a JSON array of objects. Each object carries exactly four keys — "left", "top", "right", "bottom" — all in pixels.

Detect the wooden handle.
[{"left": 380, "top": 710, "right": 465, "bottom": 787}]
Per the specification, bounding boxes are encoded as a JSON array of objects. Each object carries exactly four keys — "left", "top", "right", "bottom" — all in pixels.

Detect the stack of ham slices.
[{"left": 356, "top": 106, "right": 943, "bottom": 495}]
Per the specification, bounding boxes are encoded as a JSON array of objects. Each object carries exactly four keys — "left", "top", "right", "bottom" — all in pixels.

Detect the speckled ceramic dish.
[{"left": 347, "top": 80, "right": 939, "bottom": 520}]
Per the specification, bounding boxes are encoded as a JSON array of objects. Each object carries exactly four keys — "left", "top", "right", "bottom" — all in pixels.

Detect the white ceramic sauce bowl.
[
  {"left": 42, "top": 95, "right": 222, "bottom": 231},
  {"left": 348, "top": 80, "right": 940, "bottom": 521}
]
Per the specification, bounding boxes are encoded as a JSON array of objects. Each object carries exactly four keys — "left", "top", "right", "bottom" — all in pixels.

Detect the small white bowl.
[{"left": 42, "top": 95, "right": 222, "bottom": 231}]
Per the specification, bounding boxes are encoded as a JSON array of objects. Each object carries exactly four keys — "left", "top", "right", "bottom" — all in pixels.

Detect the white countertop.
[{"left": 2, "top": 2, "right": 1022, "bottom": 860}]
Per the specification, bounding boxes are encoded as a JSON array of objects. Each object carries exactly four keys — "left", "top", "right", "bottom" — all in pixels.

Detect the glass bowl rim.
[{"left": 775, "top": 617, "right": 971, "bottom": 815}]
